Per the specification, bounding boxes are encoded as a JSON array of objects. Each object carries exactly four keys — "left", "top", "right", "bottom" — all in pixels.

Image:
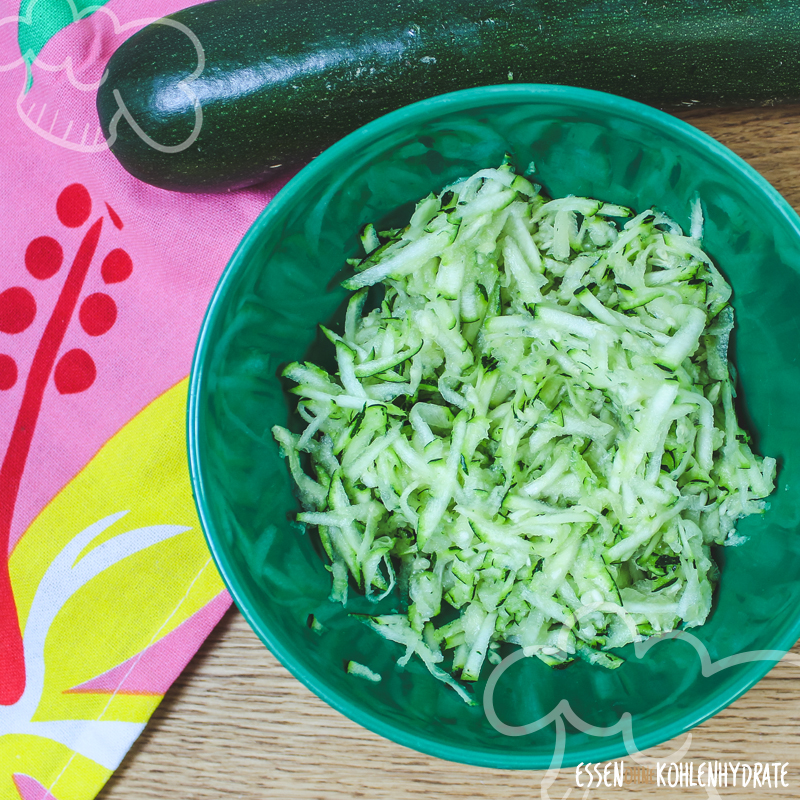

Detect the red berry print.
[
  {"left": 0, "top": 355, "right": 17, "bottom": 390},
  {"left": 54, "top": 348, "right": 96, "bottom": 394},
  {"left": 105, "top": 202, "right": 124, "bottom": 230},
  {"left": 56, "top": 184, "right": 92, "bottom": 228},
  {"left": 25, "top": 237, "right": 63, "bottom": 280},
  {"left": 0, "top": 180, "right": 133, "bottom": 705},
  {"left": 0, "top": 288, "right": 36, "bottom": 334},
  {"left": 79, "top": 293, "right": 117, "bottom": 336},
  {"left": 101, "top": 248, "right": 132, "bottom": 284}
]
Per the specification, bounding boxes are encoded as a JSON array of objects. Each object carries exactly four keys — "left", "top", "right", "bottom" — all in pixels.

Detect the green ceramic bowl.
[{"left": 188, "top": 85, "right": 800, "bottom": 770}]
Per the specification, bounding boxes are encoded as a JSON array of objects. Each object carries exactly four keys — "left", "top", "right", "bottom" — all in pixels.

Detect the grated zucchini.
[{"left": 272, "top": 159, "right": 776, "bottom": 702}]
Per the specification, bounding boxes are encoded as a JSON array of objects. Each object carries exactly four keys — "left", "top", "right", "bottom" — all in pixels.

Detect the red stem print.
[{"left": 0, "top": 217, "right": 103, "bottom": 705}]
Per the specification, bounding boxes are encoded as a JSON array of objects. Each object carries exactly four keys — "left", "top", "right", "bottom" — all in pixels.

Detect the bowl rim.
[{"left": 187, "top": 82, "right": 800, "bottom": 770}]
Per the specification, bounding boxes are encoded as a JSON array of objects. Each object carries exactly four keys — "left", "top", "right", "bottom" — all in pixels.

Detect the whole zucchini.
[{"left": 97, "top": 0, "right": 800, "bottom": 192}]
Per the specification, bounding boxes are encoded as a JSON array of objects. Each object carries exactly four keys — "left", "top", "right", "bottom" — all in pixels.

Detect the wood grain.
[{"left": 99, "top": 105, "right": 800, "bottom": 800}]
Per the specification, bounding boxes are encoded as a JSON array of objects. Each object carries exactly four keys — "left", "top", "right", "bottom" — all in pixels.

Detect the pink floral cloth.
[{"left": 0, "top": 1, "right": 288, "bottom": 796}]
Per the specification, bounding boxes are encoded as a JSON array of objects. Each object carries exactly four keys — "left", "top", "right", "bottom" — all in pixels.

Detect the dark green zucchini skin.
[{"left": 97, "top": 0, "right": 800, "bottom": 192}]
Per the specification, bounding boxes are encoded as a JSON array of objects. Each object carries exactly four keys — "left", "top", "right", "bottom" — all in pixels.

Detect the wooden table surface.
[{"left": 99, "top": 105, "right": 800, "bottom": 800}]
